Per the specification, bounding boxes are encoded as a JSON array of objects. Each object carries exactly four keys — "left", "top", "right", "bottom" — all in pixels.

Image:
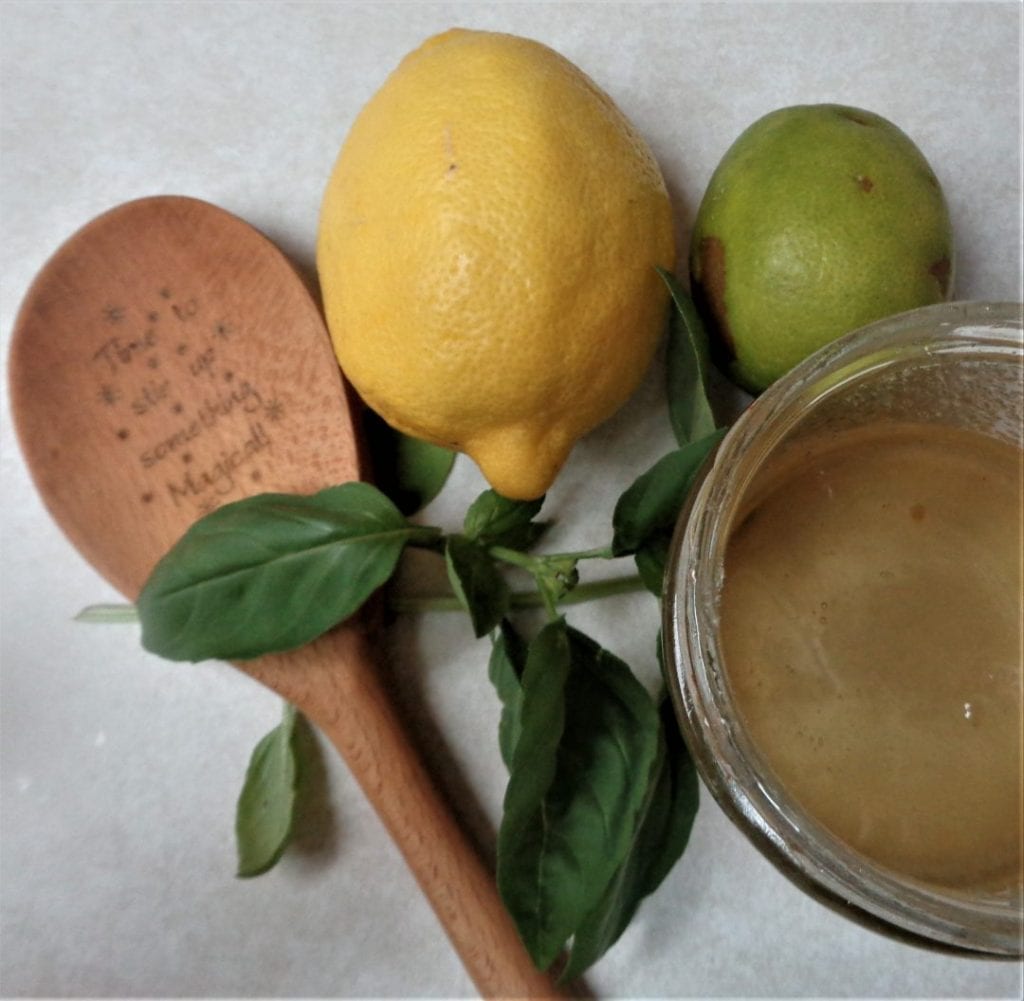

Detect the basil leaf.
[
  {"left": 497, "top": 621, "right": 661, "bottom": 972},
  {"left": 463, "top": 490, "right": 548, "bottom": 550},
  {"left": 611, "top": 428, "right": 725, "bottom": 557},
  {"left": 496, "top": 619, "right": 572, "bottom": 970},
  {"left": 561, "top": 696, "right": 698, "bottom": 980},
  {"left": 362, "top": 410, "right": 455, "bottom": 515},
  {"left": 634, "top": 540, "right": 668, "bottom": 597},
  {"left": 657, "top": 267, "right": 717, "bottom": 446},
  {"left": 236, "top": 702, "right": 299, "bottom": 878},
  {"left": 391, "top": 433, "right": 455, "bottom": 513},
  {"left": 444, "top": 535, "right": 510, "bottom": 638},
  {"left": 137, "top": 482, "right": 422, "bottom": 661},
  {"left": 639, "top": 696, "right": 700, "bottom": 896},
  {"left": 560, "top": 735, "right": 665, "bottom": 980},
  {"left": 640, "top": 640, "right": 700, "bottom": 898},
  {"left": 488, "top": 619, "right": 528, "bottom": 770}
]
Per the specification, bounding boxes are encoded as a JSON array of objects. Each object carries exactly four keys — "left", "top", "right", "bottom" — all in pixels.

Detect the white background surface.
[{"left": 1, "top": 2, "right": 1022, "bottom": 998}]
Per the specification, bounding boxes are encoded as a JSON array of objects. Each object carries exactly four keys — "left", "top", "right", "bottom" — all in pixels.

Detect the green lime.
[{"left": 690, "top": 104, "right": 953, "bottom": 393}]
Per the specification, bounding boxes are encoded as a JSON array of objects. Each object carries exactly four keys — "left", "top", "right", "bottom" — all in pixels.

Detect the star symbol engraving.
[{"left": 97, "top": 384, "right": 121, "bottom": 406}]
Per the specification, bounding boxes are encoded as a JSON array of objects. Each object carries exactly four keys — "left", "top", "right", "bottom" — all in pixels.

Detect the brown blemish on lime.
[
  {"left": 910, "top": 503, "right": 926, "bottom": 522},
  {"left": 696, "top": 236, "right": 735, "bottom": 357},
  {"left": 838, "top": 108, "right": 874, "bottom": 127},
  {"left": 855, "top": 174, "right": 874, "bottom": 192},
  {"left": 928, "top": 257, "right": 951, "bottom": 296}
]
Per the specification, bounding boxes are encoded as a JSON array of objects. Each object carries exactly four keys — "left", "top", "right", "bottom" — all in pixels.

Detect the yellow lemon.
[
  {"left": 317, "top": 29, "right": 674, "bottom": 499},
  {"left": 690, "top": 104, "right": 953, "bottom": 393}
]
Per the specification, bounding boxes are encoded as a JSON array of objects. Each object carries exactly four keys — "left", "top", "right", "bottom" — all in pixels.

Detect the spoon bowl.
[{"left": 8, "top": 195, "right": 560, "bottom": 998}]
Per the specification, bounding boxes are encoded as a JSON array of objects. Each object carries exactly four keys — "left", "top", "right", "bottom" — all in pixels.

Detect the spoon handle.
[{"left": 246, "top": 625, "right": 566, "bottom": 999}]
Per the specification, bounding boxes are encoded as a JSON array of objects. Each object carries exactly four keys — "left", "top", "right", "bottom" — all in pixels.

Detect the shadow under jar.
[{"left": 664, "top": 301, "right": 1023, "bottom": 956}]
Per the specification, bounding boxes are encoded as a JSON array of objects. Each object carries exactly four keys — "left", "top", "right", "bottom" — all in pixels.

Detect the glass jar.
[{"left": 663, "top": 301, "right": 1023, "bottom": 956}]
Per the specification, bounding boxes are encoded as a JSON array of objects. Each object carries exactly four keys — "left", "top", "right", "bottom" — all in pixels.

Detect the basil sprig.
[{"left": 127, "top": 274, "right": 723, "bottom": 979}]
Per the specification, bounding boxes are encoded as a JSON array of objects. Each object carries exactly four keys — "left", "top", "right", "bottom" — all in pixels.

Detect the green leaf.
[
  {"left": 561, "top": 696, "right": 698, "bottom": 980},
  {"left": 640, "top": 696, "right": 700, "bottom": 896},
  {"left": 496, "top": 620, "right": 571, "bottom": 971},
  {"left": 497, "top": 621, "right": 661, "bottom": 972},
  {"left": 642, "top": 638, "right": 700, "bottom": 899},
  {"left": 137, "top": 482, "right": 428, "bottom": 661},
  {"left": 362, "top": 410, "right": 455, "bottom": 515},
  {"left": 463, "top": 490, "right": 548, "bottom": 550},
  {"left": 393, "top": 435, "right": 455, "bottom": 513},
  {"left": 657, "top": 267, "right": 717, "bottom": 446},
  {"left": 634, "top": 541, "right": 668, "bottom": 597},
  {"left": 444, "top": 535, "right": 510, "bottom": 638},
  {"left": 611, "top": 428, "right": 726, "bottom": 558},
  {"left": 561, "top": 738, "right": 665, "bottom": 980},
  {"left": 488, "top": 620, "right": 528, "bottom": 770},
  {"left": 236, "top": 702, "right": 300, "bottom": 878}
]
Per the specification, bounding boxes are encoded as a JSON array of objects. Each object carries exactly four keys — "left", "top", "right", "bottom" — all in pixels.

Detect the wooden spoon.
[{"left": 8, "top": 195, "right": 561, "bottom": 998}]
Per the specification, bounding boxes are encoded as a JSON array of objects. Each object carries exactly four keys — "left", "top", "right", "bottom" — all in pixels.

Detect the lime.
[{"left": 690, "top": 104, "right": 953, "bottom": 393}]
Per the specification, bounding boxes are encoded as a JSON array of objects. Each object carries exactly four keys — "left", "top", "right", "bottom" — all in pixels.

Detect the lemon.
[
  {"left": 317, "top": 29, "right": 674, "bottom": 500},
  {"left": 690, "top": 104, "right": 953, "bottom": 393}
]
